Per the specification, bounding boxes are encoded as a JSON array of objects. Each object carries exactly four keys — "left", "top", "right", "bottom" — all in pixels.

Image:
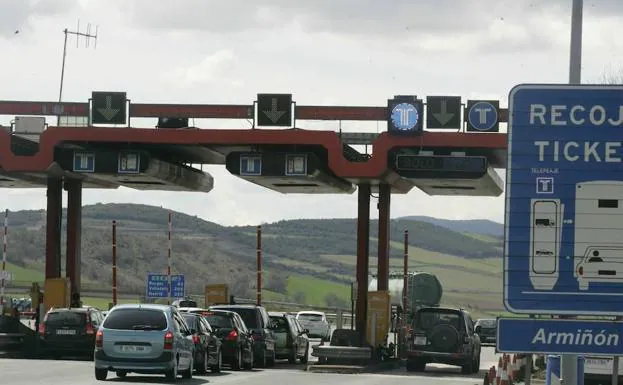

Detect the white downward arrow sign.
[
  {"left": 262, "top": 98, "right": 286, "bottom": 123},
  {"left": 433, "top": 100, "right": 455, "bottom": 126},
  {"left": 97, "top": 96, "right": 120, "bottom": 121}
]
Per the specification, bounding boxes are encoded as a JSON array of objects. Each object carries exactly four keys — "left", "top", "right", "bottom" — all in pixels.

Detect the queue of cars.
[{"left": 34, "top": 301, "right": 330, "bottom": 382}]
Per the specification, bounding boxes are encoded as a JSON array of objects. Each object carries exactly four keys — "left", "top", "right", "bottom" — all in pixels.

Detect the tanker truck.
[{"left": 368, "top": 271, "right": 443, "bottom": 319}]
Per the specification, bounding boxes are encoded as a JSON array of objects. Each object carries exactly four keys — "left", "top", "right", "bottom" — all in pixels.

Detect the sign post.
[{"left": 502, "top": 83, "right": 623, "bottom": 384}]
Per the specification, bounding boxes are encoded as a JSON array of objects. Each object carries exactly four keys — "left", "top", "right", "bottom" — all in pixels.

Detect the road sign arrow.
[
  {"left": 97, "top": 96, "right": 120, "bottom": 121},
  {"left": 262, "top": 98, "right": 286, "bottom": 123},
  {"left": 432, "top": 100, "right": 455, "bottom": 126}
]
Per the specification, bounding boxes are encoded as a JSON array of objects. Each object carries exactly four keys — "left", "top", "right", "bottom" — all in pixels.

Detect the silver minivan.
[{"left": 94, "top": 304, "right": 194, "bottom": 381}]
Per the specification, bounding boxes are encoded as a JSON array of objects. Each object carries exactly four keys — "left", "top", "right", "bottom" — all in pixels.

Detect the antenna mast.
[{"left": 57, "top": 20, "right": 99, "bottom": 125}]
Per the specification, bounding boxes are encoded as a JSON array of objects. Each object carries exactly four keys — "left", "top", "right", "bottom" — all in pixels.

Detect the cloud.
[
  {"left": 0, "top": 0, "right": 77, "bottom": 38},
  {"left": 160, "top": 49, "right": 244, "bottom": 88},
  {"left": 121, "top": 0, "right": 579, "bottom": 55}
]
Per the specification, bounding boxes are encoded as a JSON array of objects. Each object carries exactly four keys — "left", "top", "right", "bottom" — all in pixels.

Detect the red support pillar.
[
  {"left": 377, "top": 184, "right": 391, "bottom": 291},
  {"left": 65, "top": 179, "right": 82, "bottom": 300},
  {"left": 45, "top": 178, "right": 63, "bottom": 279},
  {"left": 355, "top": 184, "right": 371, "bottom": 339}
]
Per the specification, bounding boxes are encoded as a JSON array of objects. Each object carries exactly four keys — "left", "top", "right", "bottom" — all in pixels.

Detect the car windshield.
[
  {"left": 182, "top": 314, "right": 198, "bottom": 331},
  {"left": 102, "top": 308, "right": 167, "bottom": 331},
  {"left": 476, "top": 319, "right": 496, "bottom": 328},
  {"left": 269, "top": 316, "right": 289, "bottom": 333},
  {"left": 298, "top": 313, "right": 323, "bottom": 322},
  {"left": 46, "top": 311, "right": 86, "bottom": 326},
  {"left": 415, "top": 310, "right": 461, "bottom": 330},
  {"left": 214, "top": 307, "right": 258, "bottom": 329},
  {"left": 202, "top": 313, "right": 233, "bottom": 329}
]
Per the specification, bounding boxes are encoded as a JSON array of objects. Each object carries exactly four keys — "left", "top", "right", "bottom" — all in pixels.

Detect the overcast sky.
[{"left": 0, "top": 0, "right": 621, "bottom": 226}]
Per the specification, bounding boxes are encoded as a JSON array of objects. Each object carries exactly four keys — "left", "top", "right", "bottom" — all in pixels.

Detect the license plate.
[
  {"left": 56, "top": 329, "right": 76, "bottom": 335},
  {"left": 121, "top": 345, "right": 146, "bottom": 353},
  {"left": 587, "top": 358, "right": 609, "bottom": 366},
  {"left": 414, "top": 336, "right": 427, "bottom": 345}
]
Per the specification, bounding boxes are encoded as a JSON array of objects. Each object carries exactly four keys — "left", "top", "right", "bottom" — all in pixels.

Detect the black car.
[
  {"left": 406, "top": 307, "right": 481, "bottom": 374},
  {"left": 39, "top": 306, "right": 104, "bottom": 358},
  {"left": 181, "top": 312, "right": 223, "bottom": 373},
  {"left": 192, "top": 309, "right": 254, "bottom": 370},
  {"left": 209, "top": 304, "right": 276, "bottom": 367},
  {"left": 474, "top": 318, "right": 496, "bottom": 344}
]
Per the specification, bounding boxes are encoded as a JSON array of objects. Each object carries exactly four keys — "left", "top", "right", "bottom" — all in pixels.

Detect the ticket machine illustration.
[
  {"left": 529, "top": 199, "right": 563, "bottom": 290},
  {"left": 574, "top": 181, "right": 623, "bottom": 291}
]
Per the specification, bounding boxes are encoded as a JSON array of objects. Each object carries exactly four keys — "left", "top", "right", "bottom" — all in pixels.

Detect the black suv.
[
  {"left": 406, "top": 307, "right": 481, "bottom": 374},
  {"left": 209, "top": 304, "right": 276, "bottom": 367}
]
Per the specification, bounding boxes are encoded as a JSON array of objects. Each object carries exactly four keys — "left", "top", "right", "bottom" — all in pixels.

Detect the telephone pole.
[{"left": 57, "top": 20, "right": 99, "bottom": 125}]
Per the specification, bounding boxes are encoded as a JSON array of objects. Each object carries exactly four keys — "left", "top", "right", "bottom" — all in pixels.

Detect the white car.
[
  {"left": 295, "top": 311, "right": 331, "bottom": 340},
  {"left": 576, "top": 246, "right": 623, "bottom": 290}
]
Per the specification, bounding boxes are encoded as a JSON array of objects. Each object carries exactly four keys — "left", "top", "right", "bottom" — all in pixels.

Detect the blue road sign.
[
  {"left": 467, "top": 100, "right": 499, "bottom": 132},
  {"left": 240, "top": 155, "right": 262, "bottom": 176},
  {"left": 505, "top": 84, "right": 623, "bottom": 315},
  {"left": 118, "top": 152, "right": 140, "bottom": 174},
  {"left": 146, "top": 273, "right": 185, "bottom": 298},
  {"left": 73, "top": 151, "right": 95, "bottom": 172},
  {"left": 497, "top": 318, "right": 623, "bottom": 355},
  {"left": 391, "top": 102, "right": 420, "bottom": 131}
]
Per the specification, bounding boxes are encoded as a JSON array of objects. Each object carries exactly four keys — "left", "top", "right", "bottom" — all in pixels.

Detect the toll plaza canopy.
[{"left": 0, "top": 92, "right": 508, "bottom": 194}]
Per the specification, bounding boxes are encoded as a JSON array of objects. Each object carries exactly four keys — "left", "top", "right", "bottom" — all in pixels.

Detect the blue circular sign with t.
[
  {"left": 391, "top": 103, "right": 419, "bottom": 131},
  {"left": 468, "top": 101, "right": 498, "bottom": 131}
]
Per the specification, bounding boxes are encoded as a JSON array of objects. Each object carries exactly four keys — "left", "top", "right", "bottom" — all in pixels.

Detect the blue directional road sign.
[
  {"left": 505, "top": 84, "right": 623, "bottom": 315},
  {"left": 387, "top": 96, "right": 423, "bottom": 135},
  {"left": 466, "top": 100, "right": 499, "bottom": 132},
  {"left": 497, "top": 318, "right": 623, "bottom": 355},
  {"left": 146, "top": 273, "right": 185, "bottom": 298},
  {"left": 73, "top": 151, "right": 95, "bottom": 172}
]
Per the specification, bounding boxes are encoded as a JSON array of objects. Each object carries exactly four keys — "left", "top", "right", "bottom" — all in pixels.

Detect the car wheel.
[
  {"left": 472, "top": 355, "right": 481, "bottom": 374},
  {"left": 461, "top": 359, "right": 473, "bottom": 374},
  {"left": 165, "top": 360, "right": 177, "bottom": 382},
  {"left": 406, "top": 358, "right": 425, "bottom": 372},
  {"left": 267, "top": 349, "right": 276, "bottom": 367},
  {"left": 197, "top": 348, "right": 208, "bottom": 374},
  {"left": 288, "top": 346, "right": 297, "bottom": 364},
  {"left": 233, "top": 348, "right": 242, "bottom": 370},
  {"left": 211, "top": 349, "right": 222, "bottom": 373},
  {"left": 181, "top": 357, "right": 193, "bottom": 379},
  {"left": 94, "top": 368, "right": 107, "bottom": 381},
  {"left": 257, "top": 349, "right": 267, "bottom": 368},
  {"left": 242, "top": 348, "right": 254, "bottom": 370},
  {"left": 300, "top": 343, "right": 309, "bottom": 364},
  {"left": 116, "top": 371, "right": 127, "bottom": 378}
]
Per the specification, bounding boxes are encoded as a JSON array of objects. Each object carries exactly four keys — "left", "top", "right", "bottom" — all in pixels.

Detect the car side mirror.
[{"left": 475, "top": 326, "right": 481, "bottom": 334}]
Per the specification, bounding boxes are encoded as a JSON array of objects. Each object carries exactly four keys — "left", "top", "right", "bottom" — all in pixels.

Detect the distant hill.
[
  {"left": 399, "top": 215, "right": 504, "bottom": 238},
  {"left": 2, "top": 204, "right": 505, "bottom": 316}
]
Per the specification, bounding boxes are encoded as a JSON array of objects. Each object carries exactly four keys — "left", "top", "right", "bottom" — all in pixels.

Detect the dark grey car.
[{"left": 474, "top": 318, "right": 496, "bottom": 344}]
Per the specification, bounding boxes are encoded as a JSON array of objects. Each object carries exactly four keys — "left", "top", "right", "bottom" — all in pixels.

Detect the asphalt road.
[{"left": 0, "top": 343, "right": 500, "bottom": 385}]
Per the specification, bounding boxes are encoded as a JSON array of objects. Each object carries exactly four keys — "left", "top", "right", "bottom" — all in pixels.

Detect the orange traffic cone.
[
  {"left": 489, "top": 366, "right": 497, "bottom": 383},
  {"left": 500, "top": 360, "right": 510, "bottom": 385},
  {"left": 496, "top": 356, "right": 503, "bottom": 385}
]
